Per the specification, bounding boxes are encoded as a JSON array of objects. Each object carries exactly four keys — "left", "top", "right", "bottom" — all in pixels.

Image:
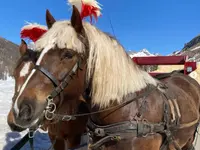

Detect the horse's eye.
[{"left": 63, "top": 51, "right": 74, "bottom": 59}]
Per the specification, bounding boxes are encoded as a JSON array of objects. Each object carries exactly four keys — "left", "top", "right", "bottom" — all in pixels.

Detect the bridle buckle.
[
  {"left": 28, "top": 130, "right": 35, "bottom": 139},
  {"left": 44, "top": 95, "right": 56, "bottom": 121},
  {"left": 62, "top": 115, "right": 76, "bottom": 121}
]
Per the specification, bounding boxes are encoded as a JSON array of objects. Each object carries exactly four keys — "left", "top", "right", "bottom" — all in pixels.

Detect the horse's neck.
[
  {"left": 90, "top": 96, "right": 136, "bottom": 125},
  {"left": 89, "top": 85, "right": 159, "bottom": 150},
  {"left": 58, "top": 96, "right": 80, "bottom": 114},
  {"left": 90, "top": 98, "right": 137, "bottom": 126},
  {"left": 90, "top": 84, "right": 156, "bottom": 125},
  {"left": 58, "top": 95, "right": 90, "bottom": 115}
]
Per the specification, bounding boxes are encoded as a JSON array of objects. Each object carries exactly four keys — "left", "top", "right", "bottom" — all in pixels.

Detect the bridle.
[
  {"left": 32, "top": 54, "right": 160, "bottom": 126},
  {"left": 33, "top": 57, "right": 83, "bottom": 122},
  {"left": 11, "top": 55, "right": 86, "bottom": 150}
]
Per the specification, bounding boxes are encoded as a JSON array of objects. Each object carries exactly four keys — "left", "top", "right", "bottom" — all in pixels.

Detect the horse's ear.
[
  {"left": 46, "top": 9, "right": 56, "bottom": 29},
  {"left": 19, "top": 39, "right": 27, "bottom": 56},
  {"left": 71, "top": 5, "right": 83, "bottom": 33}
]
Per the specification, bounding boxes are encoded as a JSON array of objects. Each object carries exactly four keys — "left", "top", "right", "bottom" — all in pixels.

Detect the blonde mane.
[{"left": 35, "top": 20, "right": 158, "bottom": 108}]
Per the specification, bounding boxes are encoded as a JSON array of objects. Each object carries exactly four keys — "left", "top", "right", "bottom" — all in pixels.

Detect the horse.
[
  {"left": 7, "top": 38, "right": 89, "bottom": 150},
  {"left": 10, "top": 5, "right": 200, "bottom": 150},
  {"left": 7, "top": 39, "right": 37, "bottom": 132}
]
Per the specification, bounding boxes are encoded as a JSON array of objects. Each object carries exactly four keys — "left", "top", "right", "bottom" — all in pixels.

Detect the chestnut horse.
[
  {"left": 10, "top": 6, "right": 200, "bottom": 150},
  {"left": 7, "top": 39, "right": 89, "bottom": 149}
]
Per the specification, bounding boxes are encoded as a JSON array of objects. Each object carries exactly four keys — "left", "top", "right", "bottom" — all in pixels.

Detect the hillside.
[
  {"left": 0, "top": 37, "right": 20, "bottom": 80},
  {"left": 182, "top": 34, "right": 200, "bottom": 52},
  {"left": 169, "top": 34, "right": 200, "bottom": 62},
  {"left": 127, "top": 48, "right": 155, "bottom": 58},
  {"left": 0, "top": 31, "right": 200, "bottom": 80}
]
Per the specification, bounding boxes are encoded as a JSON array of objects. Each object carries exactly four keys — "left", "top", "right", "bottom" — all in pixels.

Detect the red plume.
[
  {"left": 68, "top": 0, "right": 102, "bottom": 23},
  {"left": 20, "top": 23, "right": 47, "bottom": 42}
]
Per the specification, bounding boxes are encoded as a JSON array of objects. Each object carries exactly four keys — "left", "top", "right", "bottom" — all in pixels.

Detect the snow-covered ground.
[
  {"left": 0, "top": 77, "right": 53, "bottom": 150},
  {"left": 0, "top": 77, "right": 199, "bottom": 149}
]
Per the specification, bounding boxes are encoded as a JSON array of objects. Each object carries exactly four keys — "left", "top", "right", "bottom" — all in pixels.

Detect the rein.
[
  {"left": 31, "top": 57, "right": 159, "bottom": 124},
  {"left": 54, "top": 85, "right": 158, "bottom": 121},
  {"left": 33, "top": 56, "right": 160, "bottom": 122}
]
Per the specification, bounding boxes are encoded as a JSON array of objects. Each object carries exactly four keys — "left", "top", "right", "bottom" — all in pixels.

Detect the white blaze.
[
  {"left": 13, "top": 44, "right": 54, "bottom": 116},
  {"left": 19, "top": 62, "right": 31, "bottom": 77},
  {"left": 17, "top": 85, "right": 21, "bottom": 92}
]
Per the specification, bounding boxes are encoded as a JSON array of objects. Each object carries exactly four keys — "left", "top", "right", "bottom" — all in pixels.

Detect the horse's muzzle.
[
  {"left": 7, "top": 109, "right": 26, "bottom": 132},
  {"left": 13, "top": 101, "right": 36, "bottom": 128},
  {"left": 8, "top": 122, "right": 25, "bottom": 132}
]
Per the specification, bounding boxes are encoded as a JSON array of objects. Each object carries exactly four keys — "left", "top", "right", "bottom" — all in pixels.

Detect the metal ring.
[
  {"left": 111, "top": 136, "right": 121, "bottom": 141},
  {"left": 45, "top": 110, "right": 55, "bottom": 121},
  {"left": 28, "top": 131, "right": 35, "bottom": 138},
  {"left": 46, "top": 102, "right": 56, "bottom": 113},
  {"left": 47, "top": 95, "right": 53, "bottom": 102},
  {"left": 62, "top": 115, "right": 73, "bottom": 121},
  {"left": 62, "top": 115, "right": 76, "bottom": 121}
]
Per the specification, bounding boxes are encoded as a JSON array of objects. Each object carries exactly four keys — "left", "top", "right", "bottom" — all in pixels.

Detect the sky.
[{"left": 0, "top": 0, "right": 200, "bottom": 55}]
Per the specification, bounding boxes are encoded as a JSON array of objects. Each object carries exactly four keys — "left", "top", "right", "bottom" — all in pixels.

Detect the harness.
[
  {"left": 86, "top": 84, "right": 180, "bottom": 150},
  {"left": 11, "top": 59, "right": 199, "bottom": 150},
  {"left": 86, "top": 72, "right": 199, "bottom": 150}
]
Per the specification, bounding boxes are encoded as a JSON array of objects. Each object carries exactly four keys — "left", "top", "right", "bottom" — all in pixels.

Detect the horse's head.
[
  {"left": 14, "top": 40, "right": 38, "bottom": 93},
  {"left": 7, "top": 40, "right": 38, "bottom": 131},
  {"left": 12, "top": 7, "right": 89, "bottom": 129}
]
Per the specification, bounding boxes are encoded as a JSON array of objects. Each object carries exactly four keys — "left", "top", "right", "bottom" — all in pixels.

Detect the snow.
[
  {"left": 167, "top": 50, "right": 181, "bottom": 56},
  {"left": 128, "top": 48, "right": 155, "bottom": 58},
  {"left": 0, "top": 77, "right": 52, "bottom": 150},
  {"left": 191, "top": 45, "right": 200, "bottom": 51}
]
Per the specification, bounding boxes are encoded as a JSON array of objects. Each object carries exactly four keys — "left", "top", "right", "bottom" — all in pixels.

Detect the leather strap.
[
  {"left": 88, "top": 118, "right": 166, "bottom": 150},
  {"left": 88, "top": 119, "right": 165, "bottom": 137},
  {"left": 50, "top": 62, "right": 78, "bottom": 98},
  {"left": 35, "top": 65, "right": 60, "bottom": 87},
  {"left": 34, "top": 65, "right": 64, "bottom": 111},
  {"left": 11, "top": 132, "right": 33, "bottom": 150},
  {"left": 89, "top": 135, "right": 119, "bottom": 150}
]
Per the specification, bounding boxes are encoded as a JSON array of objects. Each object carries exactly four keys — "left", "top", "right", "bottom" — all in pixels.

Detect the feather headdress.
[
  {"left": 68, "top": 0, "right": 102, "bottom": 23},
  {"left": 20, "top": 23, "right": 47, "bottom": 42}
]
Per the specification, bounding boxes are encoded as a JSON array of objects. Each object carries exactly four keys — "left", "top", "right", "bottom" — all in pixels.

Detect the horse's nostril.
[{"left": 19, "top": 104, "right": 33, "bottom": 121}]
